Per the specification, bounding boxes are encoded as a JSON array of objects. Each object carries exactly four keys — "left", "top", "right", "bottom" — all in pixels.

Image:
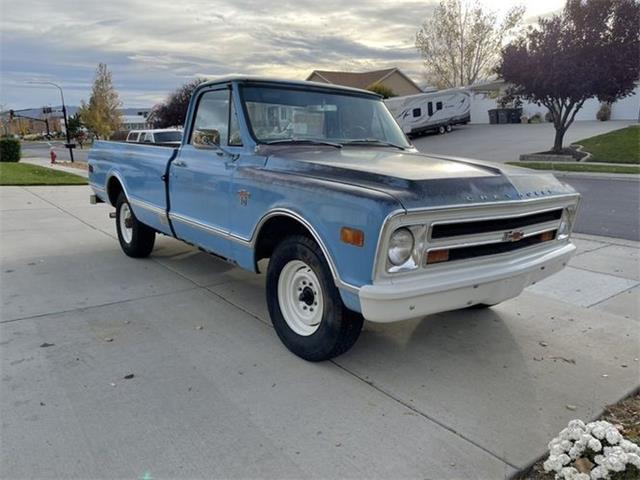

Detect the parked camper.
[{"left": 385, "top": 89, "right": 471, "bottom": 136}]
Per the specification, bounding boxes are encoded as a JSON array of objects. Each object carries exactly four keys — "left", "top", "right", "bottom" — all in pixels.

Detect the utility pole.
[{"left": 28, "top": 81, "right": 75, "bottom": 162}]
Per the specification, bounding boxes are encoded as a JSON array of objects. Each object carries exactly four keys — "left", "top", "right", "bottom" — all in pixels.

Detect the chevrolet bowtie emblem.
[{"left": 503, "top": 230, "right": 525, "bottom": 242}]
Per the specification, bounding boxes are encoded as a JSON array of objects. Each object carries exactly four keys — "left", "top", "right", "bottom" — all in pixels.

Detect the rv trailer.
[{"left": 385, "top": 89, "right": 471, "bottom": 137}]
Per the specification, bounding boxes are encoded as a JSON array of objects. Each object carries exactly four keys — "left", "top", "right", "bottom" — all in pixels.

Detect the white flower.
[
  {"left": 588, "top": 438, "right": 602, "bottom": 452},
  {"left": 620, "top": 439, "right": 640, "bottom": 454},
  {"left": 589, "top": 465, "right": 608, "bottom": 479},
  {"left": 605, "top": 428, "right": 622, "bottom": 445}
]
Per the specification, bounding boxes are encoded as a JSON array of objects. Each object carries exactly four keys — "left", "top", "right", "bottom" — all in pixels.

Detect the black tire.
[
  {"left": 438, "top": 125, "right": 446, "bottom": 134},
  {"left": 115, "top": 192, "right": 155, "bottom": 258},
  {"left": 266, "top": 235, "right": 363, "bottom": 361},
  {"left": 445, "top": 124, "right": 452, "bottom": 133}
]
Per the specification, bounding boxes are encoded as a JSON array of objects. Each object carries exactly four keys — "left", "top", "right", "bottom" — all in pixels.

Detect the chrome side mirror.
[{"left": 192, "top": 128, "right": 221, "bottom": 150}]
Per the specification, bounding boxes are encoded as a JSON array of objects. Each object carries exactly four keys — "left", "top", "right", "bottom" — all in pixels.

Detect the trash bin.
[
  {"left": 488, "top": 109, "right": 498, "bottom": 124},
  {"left": 497, "top": 109, "right": 510, "bottom": 124}
]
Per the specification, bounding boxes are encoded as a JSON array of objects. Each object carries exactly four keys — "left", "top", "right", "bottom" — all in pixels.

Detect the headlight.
[{"left": 388, "top": 228, "right": 414, "bottom": 266}]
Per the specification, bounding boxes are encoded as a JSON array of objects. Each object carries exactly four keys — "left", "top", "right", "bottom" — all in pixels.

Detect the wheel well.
[
  {"left": 106, "top": 177, "right": 123, "bottom": 206},
  {"left": 254, "top": 215, "right": 314, "bottom": 264}
]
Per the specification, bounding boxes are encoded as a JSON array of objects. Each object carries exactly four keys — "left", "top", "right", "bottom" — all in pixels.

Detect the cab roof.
[{"left": 196, "top": 76, "right": 382, "bottom": 98}]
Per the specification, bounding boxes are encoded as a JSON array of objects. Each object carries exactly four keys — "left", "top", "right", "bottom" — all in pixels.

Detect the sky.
[{"left": 0, "top": 0, "right": 564, "bottom": 110}]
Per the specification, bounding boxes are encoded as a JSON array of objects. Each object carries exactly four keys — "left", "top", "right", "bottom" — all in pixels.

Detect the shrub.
[
  {"left": 529, "top": 112, "right": 543, "bottom": 123},
  {"left": 596, "top": 103, "right": 612, "bottom": 121},
  {"left": 367, "top": 83, "right": 396, "bottom": 99},
  {"left": 0, "top": 138, "right": 21, "bottom": 162}
]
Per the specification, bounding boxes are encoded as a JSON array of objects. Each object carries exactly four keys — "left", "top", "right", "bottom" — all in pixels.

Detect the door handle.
[{"left": 173, "top": 160, "right": 187, "bottom": 167}]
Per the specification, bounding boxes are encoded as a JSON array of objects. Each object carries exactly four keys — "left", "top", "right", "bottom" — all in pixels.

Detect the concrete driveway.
[
  {"left": 412, "top": 120, "right": 633, "bottom": 163},
  {"left": 1, "top": 186, "right": 639, "bottom": 479}
]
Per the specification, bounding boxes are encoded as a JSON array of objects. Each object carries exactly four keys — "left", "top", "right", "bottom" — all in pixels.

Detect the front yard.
[
  {"left": 0, "top": 162, "right": 87, "bottom": 186},
  {"left": 574, "top": 126, "right": 640, "bottom": 164}
]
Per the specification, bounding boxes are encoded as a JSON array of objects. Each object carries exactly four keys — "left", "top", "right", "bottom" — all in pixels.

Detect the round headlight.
[{"left": 388, "top": 228, "right": 414, "bottom": 266}]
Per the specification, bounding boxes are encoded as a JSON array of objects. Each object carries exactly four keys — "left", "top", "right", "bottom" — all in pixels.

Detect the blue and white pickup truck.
[{"left": 89, "top": 77, "right": 580, "bottom": 361}]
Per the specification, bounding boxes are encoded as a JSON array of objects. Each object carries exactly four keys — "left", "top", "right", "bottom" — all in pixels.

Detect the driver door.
[{"left": 168, "top": 88, "right": 237, "bottom": 259}]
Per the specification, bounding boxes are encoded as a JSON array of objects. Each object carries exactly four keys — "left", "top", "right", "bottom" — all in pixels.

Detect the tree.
[
  {"left": 367, "top": 83, "right": 396, "bottom": 99},
  {"left": 79, "top": 63, "right": 122, "bottom": 139},
  {"left": 149, "top": 78, "right": 207, "bottom": 128},
  {"left": 497, "top": 0, "right": 640, "bottom": 153},
  {"left": 415, "top": 0, "right": 524, "bottom": 89}
]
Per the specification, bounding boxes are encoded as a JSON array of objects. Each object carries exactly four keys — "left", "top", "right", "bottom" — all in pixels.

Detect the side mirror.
[{"left": 192, "top": 128, "right": 220, "bottom": 150}]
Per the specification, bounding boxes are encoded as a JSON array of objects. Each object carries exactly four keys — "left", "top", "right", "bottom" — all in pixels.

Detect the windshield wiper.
[
  {"left": 264, "top": 138, "right": 342, "bottom": 148},
  {"left": 343, "top": 139, "right": 407, "bottom": 150}
]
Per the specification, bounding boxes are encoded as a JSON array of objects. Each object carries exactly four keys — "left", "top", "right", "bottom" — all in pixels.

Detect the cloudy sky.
[{"left": 0, "top": 0, "right": 563, "bottom": 109}]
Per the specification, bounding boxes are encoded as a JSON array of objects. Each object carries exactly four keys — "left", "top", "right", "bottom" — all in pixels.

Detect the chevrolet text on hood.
[{"left": 88, "top": 77, "right": 580, "bottom": 361}]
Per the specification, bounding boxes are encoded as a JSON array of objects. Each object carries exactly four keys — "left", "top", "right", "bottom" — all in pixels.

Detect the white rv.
[{"left": 385, "top": 89, "right": 471, "bottom": 136}]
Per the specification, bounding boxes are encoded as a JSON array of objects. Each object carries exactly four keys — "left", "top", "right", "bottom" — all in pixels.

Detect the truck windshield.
[{"left": 241, "top": 86, "right": 411, "bottom": 148}]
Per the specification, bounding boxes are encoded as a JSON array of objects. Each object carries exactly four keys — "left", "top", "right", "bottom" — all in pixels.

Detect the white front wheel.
[{"left": 277, "top": 260, "right": 324, "bottom": 336}]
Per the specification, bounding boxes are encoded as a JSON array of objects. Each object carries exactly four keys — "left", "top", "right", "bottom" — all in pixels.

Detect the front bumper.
[{"left": 358, "top": 242, "right": 576, "bottom": 322}]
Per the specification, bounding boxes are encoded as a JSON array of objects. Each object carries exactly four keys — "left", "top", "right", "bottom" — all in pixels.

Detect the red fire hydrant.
[{"left": 49, "top": 148, "right": 57, "bottom": 164}]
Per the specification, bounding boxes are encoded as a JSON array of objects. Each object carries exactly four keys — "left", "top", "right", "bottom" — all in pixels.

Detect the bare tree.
[{"left": 416, "top": 0, "right": 524, "bottom": 89}]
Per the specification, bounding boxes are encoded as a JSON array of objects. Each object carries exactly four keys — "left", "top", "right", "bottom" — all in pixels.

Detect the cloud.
[{"left": 0, "top": 0, "right": 561, "bottom": 108}]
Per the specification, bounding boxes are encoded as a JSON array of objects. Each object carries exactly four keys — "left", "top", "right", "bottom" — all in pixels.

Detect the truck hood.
[{"left": 262, "top": 146, "right": 577, "bottom": 210}]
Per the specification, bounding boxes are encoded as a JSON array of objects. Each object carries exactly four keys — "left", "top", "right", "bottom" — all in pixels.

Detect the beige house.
[{"left": 306, "top": 68, "right": 422, "bottom": 96}]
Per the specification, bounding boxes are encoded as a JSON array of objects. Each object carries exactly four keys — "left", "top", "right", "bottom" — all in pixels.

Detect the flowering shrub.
[{"left": 543, "top": 420, "right": 640, "bottom": 479}]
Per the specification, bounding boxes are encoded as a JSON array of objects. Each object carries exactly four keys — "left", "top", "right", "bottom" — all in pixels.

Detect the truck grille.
[
  {"left": 430, "top": 209, "right": 563, "bottom": 239},
  {"left": 445, "top": 230, "right": 557, "bottom": 262}
]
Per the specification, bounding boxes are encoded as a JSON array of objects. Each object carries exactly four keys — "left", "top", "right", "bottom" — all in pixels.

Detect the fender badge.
[{"left": 238, "top": 189, "right": 251, "bottom": 206}]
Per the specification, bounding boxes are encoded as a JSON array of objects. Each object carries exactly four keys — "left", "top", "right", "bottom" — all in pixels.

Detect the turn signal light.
[
  {"left": 540, "top": 230, "right": 556, "bottom": 242},
  {"left": 340, "top": 227, "right": 365, "bottom": 247},
  {"left": 426, "top": 249, "right": 450, "bottom": 264}
]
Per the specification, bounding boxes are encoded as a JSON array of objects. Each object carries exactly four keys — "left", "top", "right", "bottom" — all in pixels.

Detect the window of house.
[{"left": 412, "top": 108, "right": 421, "bottom": 117}]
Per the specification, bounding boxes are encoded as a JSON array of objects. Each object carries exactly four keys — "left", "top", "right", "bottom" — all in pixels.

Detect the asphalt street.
[
  {"left": 21, "top": 140, "right": 89, "bottom": 162},
  {"left": 561, "top": 175, "right": 639, "bottom": 241}
]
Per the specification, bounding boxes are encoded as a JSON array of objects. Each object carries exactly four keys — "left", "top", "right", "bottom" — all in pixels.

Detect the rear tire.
[
  {"left": 115, "top": 192, "right": 155, "bottom": 258},
  {"left": 438, "top": 125, "right": 446, "bottom": 134},
  {"left": 445, "top": 124, "right": 452, "bottom": 133},
  {"left": 266, "top": 235, "right": 363, "bottom": 361}
]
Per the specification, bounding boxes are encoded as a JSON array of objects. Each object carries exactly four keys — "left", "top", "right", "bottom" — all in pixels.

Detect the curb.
[{"left": 552, "top": 171, "right": 640, "bottom": 181}]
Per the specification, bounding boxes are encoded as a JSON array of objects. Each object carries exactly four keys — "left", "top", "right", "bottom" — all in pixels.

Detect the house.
[
  {"left": 120, "top": 108, "right": 152, "bottom": 131},
  {"left": 306, "top": 68, "right": 423, "bottom": 96},
  {"left": 466, "top": 79, "right": 640, "bottom": 124}
]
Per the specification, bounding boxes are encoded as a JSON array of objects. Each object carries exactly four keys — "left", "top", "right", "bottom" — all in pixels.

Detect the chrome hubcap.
[
  {"left": 277, "top": 260, "right": 323, "bottom": 336},
  {"left": 120, "top": 203, "right": 133, "bottom": 244}
]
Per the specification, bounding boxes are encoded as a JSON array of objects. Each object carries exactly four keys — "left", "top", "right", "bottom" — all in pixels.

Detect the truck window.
[
  {"left": 142, "top": 132, "right": 153, "bottom": 143},
  {"left": 191, "top": 89, "right": 230, "bottom": 148},
  {"left": 436, "top": 101, "right": 443, "bottom": 110},
  {"left": 427, "top": 102, "right": 433, "bottom": 116},
  {"left": 412, "top": 108, "right": 421, "bottom": 117},
  {"left": 126, "top": 132, "right": 139, "bottom": 142}
]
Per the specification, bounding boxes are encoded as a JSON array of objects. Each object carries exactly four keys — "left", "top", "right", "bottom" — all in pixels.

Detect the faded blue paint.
[{"left": 89, "top": 77, "right": 578, "bottom": 312}]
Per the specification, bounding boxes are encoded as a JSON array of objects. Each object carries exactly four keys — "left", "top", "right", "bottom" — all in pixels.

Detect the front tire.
[
  {"left": 115, "top": 192, "right": 155, "bottom": 258},
  {"left": 438, "top": 125, "right": 446, "bottom": 134},
  {"left": 445, "top": 124, "right": 452, "bottom": 133},
  {"left": 266, "top": 235, "right": 363, "bottom": 361}
]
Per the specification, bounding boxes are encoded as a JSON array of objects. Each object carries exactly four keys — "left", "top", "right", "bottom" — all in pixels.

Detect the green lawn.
[
  {"left": 574, "top": 125, "right": 640, "bottom": 164},
  {"left": 507, "top": 161, "right": 640, "bottom": 174},
  {"left": 0, "top": 163, "right": 88, "bottom": 186}
]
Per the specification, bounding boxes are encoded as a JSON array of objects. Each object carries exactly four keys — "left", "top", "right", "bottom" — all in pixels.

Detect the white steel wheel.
[
  {"left": 277, "top": 260, "right": 324, "bottom": 336},
  {"left": 119, "top": 202, "right": 133, "bottom": 244}
]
